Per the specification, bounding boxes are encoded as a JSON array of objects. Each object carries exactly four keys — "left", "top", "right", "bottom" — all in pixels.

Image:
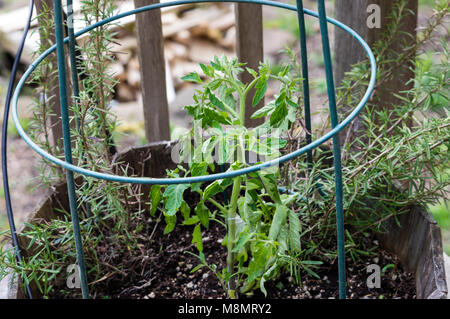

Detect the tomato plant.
[{"left": 151, "top": 55, "right": 319, "bottom": 298}]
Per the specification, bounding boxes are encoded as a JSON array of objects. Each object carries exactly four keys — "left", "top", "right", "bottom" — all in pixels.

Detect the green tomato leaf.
[
  {"left": 182, "top": 216, "right": 200, "bottom": 226},
  {"left": 204, "top": 106, "right": 232, "bottom": 125},
  {"left": 180, "top": 200, "right": 191, "bottom": 221},
  {"left": 252, "top": 78, "right": 267, "bottom": 107},
  {"left": 203, "top": 181, "right": 222, "bottom": 201},
  {"left": 164, "top": 214, "right": 176, "bottom": 234},
  {"left": 246, "top": 67, "right": 258, "bottom": 78},
  {"left": 232, "top": 230, "right": 252, "bottom": 253},
  {"left": 208, "top": 79, "right": 223, "bottom": 91},
  {"left": 247, "top": 242, "right": 273, "bottom": 282},
  {"left": 190, "top": 162, "right": 208, "bottom": 177},
  {"left": 163, "top": 184, "right": 190, "bottom": 216},
  {"left": 259, "top": 173, "right": 282, "bottom": 204},
  {"left": 270, "top": 99, "right": 288, "bottom": 127},
  {"left": 150, "top": 185, "right": 162, "bottom": 216},
  {"left": 251, "top": 102, "right": 276, "bottom": 119},
  {"left": 192, "top": 224, "right": 204, "bottom": 252},
  {"left": 208, "top": 89, "right": 226, "bottom": 111},
  {"left": 181, "top": 72, "right": 202, "bottom": 84},
  {"left": 269, "top": 204, "right": 288, "bottom": 241},
  {"left": 211, "top": 59, "right": 223, "bottom": 71},
  {"left": 278, "top": 65, "right": 290, "bottom": 77},
  {"left": 218, "top": 85, "right": 236, "bottom": 111},
  {"left": 200, "top": 63, "right": 214, "bottom": 77},
  {"left": 195, "top": 203, "right": 210, "bottom": 228}
]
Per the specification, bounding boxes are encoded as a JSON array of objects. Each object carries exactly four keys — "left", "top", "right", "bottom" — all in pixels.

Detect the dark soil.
[{"left": 85, "top": 218, "right": 415, "bottom": 300}]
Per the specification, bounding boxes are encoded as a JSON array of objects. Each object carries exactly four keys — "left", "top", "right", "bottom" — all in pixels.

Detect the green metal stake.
[
  {"left": 53, "top": 0, "right": 90, "bottom": 299},
  {"left": 295, "top": 0, "right": 313, "bottom": 169},
  {"left": 317, "top": 0, "right": 346, "bottom": 299},
  {"left": 66, "top": 0, "right": 92, "bottom": 219}
]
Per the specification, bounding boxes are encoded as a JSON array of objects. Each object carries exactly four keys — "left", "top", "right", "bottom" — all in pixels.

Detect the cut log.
[
  {"left": 115, "top": 82, "right": 137, "bottom": 102},
  {"left": 188, "top": 39, "right": 235, "bottom": 64}
]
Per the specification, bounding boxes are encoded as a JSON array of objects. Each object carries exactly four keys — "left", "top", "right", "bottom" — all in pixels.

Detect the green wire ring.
[{"left": 11, "top": 0, "right": 377, "bottom": 185}]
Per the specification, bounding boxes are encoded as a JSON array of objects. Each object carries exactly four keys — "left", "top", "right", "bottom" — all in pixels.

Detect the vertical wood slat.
[
  {"left": 134, "top": 0, "right": 170, "bottom": 143},
  {"left": 334, "top": 0, "right": 418, "bottom": 140},
  {"left": 35, "top": 0, "right": 64, "bottom": 148},
  {"left": 235, "top": 3, "right": 264, "bottom": 128},
  {"left": 334, "top": 0, "right": 418, "bottom": 107}
]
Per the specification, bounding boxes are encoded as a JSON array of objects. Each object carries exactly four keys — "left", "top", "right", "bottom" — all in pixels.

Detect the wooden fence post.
[
  {"left": 235, "top": 3, "right": 264, "bottom": 128},
  {"left": 334, "top": 0, "right": 418, "bottom": 137},
  {"left": 35, "top": 0, "right": 64, "bottom": 148},
  {"left": 334, "top": 0, "right": 418, "bottom": 106},
  {"left": 134, "top": 0, "right": 170, "bottom": 142}
]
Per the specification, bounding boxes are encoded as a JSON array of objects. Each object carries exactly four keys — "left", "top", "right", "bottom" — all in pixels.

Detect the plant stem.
[
  {"left": 224, "top": 78, "right": 253, "bottom": 297},
  {"left": 207, "top": 198, "right": 228, "bottom": 215},
  {"left": 226, "top": 175, "right": 242, "bottom": 297},
  {"left": 239, "top": 94, "right": 246, "bottom": 126}
]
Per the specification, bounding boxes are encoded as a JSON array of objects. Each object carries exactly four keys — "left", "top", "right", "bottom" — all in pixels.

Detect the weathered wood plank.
[
  {"left": 334, "top": 0, "right": 418, "bottom": 106},
  {"left": 35, "top": 0, "right": 64, "bottom": 148},
  {"left": 377, "top": 206, "right": 447, "bottom": 298},
  {"left": 334, "top": 0, "right": 418, "bottom": 140},
  {"left": 134, "top": 0, "right": 171, "bottom": 142},
  {"left": 235, "top": 3, "right": 264, "bottom": 128}
]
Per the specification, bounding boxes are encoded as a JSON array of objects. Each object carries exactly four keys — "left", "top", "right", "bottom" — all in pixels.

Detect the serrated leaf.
[
  {"left": 200, "top": 63, "right": 214, "bottom": 77},
  {"left": 164, "top": 214, "right": 176, "bottom": 234},
  {"left": 192, "top": 224, "right": 203, "bottom": 252},
  {"left": 252, "top": 78, "right": 267, "bottom": 107},
  {"left": 204, "top": 106, "right": 232, "bottom": 125},
  {"left": 269, "top": 204, "right": 288, "bottom": 241},
  {"left": 181, "top": 72, "right": 202, "bottom": 83},
  {"left": 180, "top": 200, "right": 191, "bottom": 221},
  {"left": 208, "top": 89, "right": 226, "bottom": 111},
  {"left": 259, "top": 173, "right": 281, "bottom": 204},
  {"left": 195, "top": 203, "right": 210, "bottom": 228},
  {"left": 190, "top": 162, "right": 208, "bottom": 177},
  {"left": 218, "top": 85, "right": 236, "bottom": 111},
  {"left": 211, "top": 60, "right": 223, "bottom": 71},
  {"left": 150, "top": 185, "right": 162, "bottom": 216},
  {"left": 208, "top": 79, "right": 223, "bottom": 90},
  {"left": 232, "top": 231, "right": 252, "bottom": 253},
  {"left": 251, "top": 102, "right": 275, "bottom": 119},
  {"left": 163, "top": 184, "right": 190, "bottom": 216},
  {"left": 270, "top": 97, "right": 288, "bottom": 127},
  {"left": 246, "top": 67, "right": 258, "bottom": 78},
  {"left": 203, "top": 181, "right": 222, "bottom": 201}
]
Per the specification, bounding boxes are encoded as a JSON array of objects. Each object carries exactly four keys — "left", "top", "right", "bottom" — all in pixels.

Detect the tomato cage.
[{"left": 7, "top": 0, "right": 377, "bottom": 299}]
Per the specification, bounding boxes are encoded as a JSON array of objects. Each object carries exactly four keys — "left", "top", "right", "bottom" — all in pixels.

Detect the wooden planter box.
[{"left": 0, "top": 142, "right": 447, "bottom": 299}]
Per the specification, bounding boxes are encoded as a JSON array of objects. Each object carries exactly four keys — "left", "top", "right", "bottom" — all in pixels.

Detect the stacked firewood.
[{"left": 109, "top": 3, "right": 236, "bottom": 102}]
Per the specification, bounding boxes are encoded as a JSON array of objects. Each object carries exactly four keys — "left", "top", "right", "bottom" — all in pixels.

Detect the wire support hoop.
[{"left": 11, "top": 0, "right": 376, "bottom": 186}]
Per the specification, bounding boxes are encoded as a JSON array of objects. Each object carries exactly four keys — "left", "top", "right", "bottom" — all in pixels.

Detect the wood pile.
[{"left": 109, "top": 3, "right": 237, "bottom": 102}]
